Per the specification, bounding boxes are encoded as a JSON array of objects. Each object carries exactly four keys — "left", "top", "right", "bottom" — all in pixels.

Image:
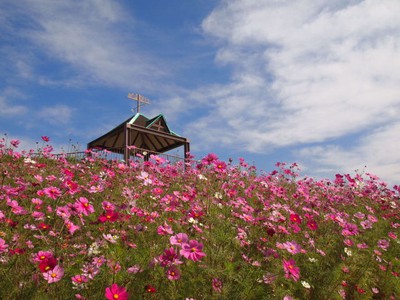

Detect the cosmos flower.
[
  {"left": 105, "top": 283, "right": 129, "bottom": 300},
  {"left": 283, "top": 259, "right": 300, "bottom": 282},
  {"left": 0, "top": 238, "right": 9, "bottom": 253},
  {"left": 170, "top": 233, "right": 188, "bottom": 246},
  {"left": 180, "top": 240, "right": 206, "bottom": 262},
  {"left": 166, "top": 265, "right": 181, "bottom": 280},
  {"left": 43, "top": 265, "right": 64, "bottom": 283}
]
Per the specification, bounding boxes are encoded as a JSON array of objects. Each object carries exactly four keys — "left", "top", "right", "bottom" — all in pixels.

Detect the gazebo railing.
[{"left": 32, "top": 147, "right": 186, "bottom": 165}]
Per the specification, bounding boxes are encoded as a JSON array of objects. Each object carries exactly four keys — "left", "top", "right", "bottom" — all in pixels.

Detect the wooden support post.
[
  {"left": 124, "top": 124, "right": 129, "bottom": 164},
  {"left": 184, "top": 140, "right": 190, "bottom": 170}
]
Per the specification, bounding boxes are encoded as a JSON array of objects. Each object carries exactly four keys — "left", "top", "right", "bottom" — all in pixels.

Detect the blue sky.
[{"left": 1, "top": 0, "right": 400, "bottom": 185}]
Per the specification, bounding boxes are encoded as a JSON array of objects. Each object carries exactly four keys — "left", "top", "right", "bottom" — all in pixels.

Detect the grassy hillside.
[{"left": 0, "top": 139, "right": 399, "bottom": 299}]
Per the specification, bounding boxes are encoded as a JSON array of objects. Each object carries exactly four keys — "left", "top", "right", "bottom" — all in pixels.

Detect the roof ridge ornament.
[{"left": 128, "top": 93, "right": 150, "bottom": 113}]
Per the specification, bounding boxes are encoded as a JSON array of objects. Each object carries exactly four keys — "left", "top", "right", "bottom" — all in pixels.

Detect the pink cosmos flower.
[
  {"left": 43, "top": 265, "right": 64, "bottom": 283},
  {"left": 281, "top": 241, "right": 302, "bottom": 254},
  {"left": 343, "top": 239, "right": 353, "bottom": 247},
  {"left": 353, "top": 212, "right": 365, "bottom": 220},
  {"left": 180, "top": 240, "right": 206, "bottom": 262},
  {"left": 65, "top": 220, "right": 80, "bottom": 235},
  {"left": 98, "top": 210, "right": 119, "bottom": 223},
  {"left": 71, "top": 274, "right": 88, "bottom": 284},
  {"left": 341, "top": 223, "right": 359, "bottom": 236},
  {"left": 33, "top": 250, "right": 54, "bottom": 263},
  {"left": 212, "top": 278, "right": 223, "bottom": 293},
  {"left": 360, "top": 220, "right": 373, "bottom": 229},
  {"left": 157, "top": 222, "right": 174, "bottom": 235},
  {"left": 283, "top": 259, "right": 300, "bottom": 282},
  {"left": 357, "top": 243, "right": 369, "bottom": 249},
  {"left": 74, "top": 197, "right": 94, "bottom": 216},
  {"left": 0, "top": 238, "right": 9, "bottom": 253},
  {"left": 377, "top": 239, "right": 389, "bottom": 251},
  {"left": 262, "top": 273, "right": 277, "bottom": 284},
  {"left": 306, "top": 220, "right": 318, "bottom": 231},
  {"left": 32, "top": 211, "right": 45, "bottom": 220},
  {"left": 105, "top": 283, "right": 129, "bottom": 300},
  {"left": 88, "top": 185, "right": 104, "bottom": 193},
  {"left": 107, "top": 260, "right": 121, "bottom": 274},
  {"left": 152, "top": 187, "right": 164, "bottom": 196},
  {"left": 56, "top": 206, "right": 72, "bottom": 219},
  {"left": 92, "top": 256, "right": 106, "bottom": 267},
  {"left": 170, "top": 233, "right": 188, "bottom": 246},
  {"left": 166, "top": 265, "right": 181, "bottom": 280},
  {"left": 10, "top": 139, "right": 20, "bottom": 148},
  {"left": 43, "top": 187, "right": 62, "bottom": 200},
  {"left": 213, "top": 160, "right": 227, "bottom": 172},
  {"left": 159, "top": 247, "right": 183, "bottom": 267},
  {"left": 127, "top": 265, "right": 142, "bottom": 274},
  {"left": 81, "top": 263, "right": 100, "bottom": 280},
  {"left": 201, "top": 153, "right": 218, "bottom": 165},
  {"left": 102, "top": 201, "right": 115, "bottom": 211}
]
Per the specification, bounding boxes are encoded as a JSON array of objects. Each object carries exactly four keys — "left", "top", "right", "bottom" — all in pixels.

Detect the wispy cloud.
[
  {"left": 297, "top": 121, "right": 400, "bottom": 185},
  {"left": 0, "top": 88, "right": 28, "bottom": 116},
  {"left": 38, "top": 104, "right": 74, "bottom": 125},
  {"left": 195, "top": 0, "right": 400, "bottom": 151},
  {"left": 144, "top": 0, "right": 400, "bottom": 184},
  {"left": 1, "top": 0, "right": 166, "bottom": 90}
]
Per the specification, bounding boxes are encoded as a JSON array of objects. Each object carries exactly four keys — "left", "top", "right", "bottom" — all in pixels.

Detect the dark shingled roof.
[{"left": 87, "top": 113, "right": 190, "bottom": 157}]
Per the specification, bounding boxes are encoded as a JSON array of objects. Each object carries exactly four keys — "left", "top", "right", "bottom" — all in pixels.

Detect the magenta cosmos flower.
[
  {"left": 166, "top": 265, "right": 181, "bottom": 280},
  {"left": 105, "top": 283, "right": 129, "bottom": 300},
  {"left": 283, "top": 259, "right": 300, "bottom": 282},
  {"left": 159, "top": 247, "right": 183, "bottom": 267},
  {"left": 74, "top": 197, "right": 95, "bottom": 216},
  {"left": 180, "top": 240, "right": 206, "bottom": 262},
  {"left": 43, "top": 265, "right": 64, "bottom": 283},
  {"left": 289, "top": 214, "right": 302, "bottom": 224}
]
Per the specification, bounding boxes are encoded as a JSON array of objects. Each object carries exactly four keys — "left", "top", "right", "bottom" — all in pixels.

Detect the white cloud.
[
  {"left": 158, "top": 0, "right": 400, "bottom": 183},
  {"left": 3, "top": 0, "right": 165, "bottom": 89},
  {"left": 0, "top": 96, "right": 27, "bottom": 116},
  {"left": 196, "top": 0, "right": 400, "bottom": 151},
  {"left": 297, "top": 121, "right": 400, "bottom": 185},
  {"left": 38, "top": 104, "right": 73, "bottom": 125},
  {"left": 0, "top": 89, "right": 27, "bottom": 116}
]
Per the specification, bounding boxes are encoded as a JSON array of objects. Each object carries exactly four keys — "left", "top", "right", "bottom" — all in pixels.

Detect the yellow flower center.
[
  {"left": 113, "top": 294, "right": 119, "bottom": 299},
  {"left": 51, "top": 273, "right": 57, "bottom": 278}
]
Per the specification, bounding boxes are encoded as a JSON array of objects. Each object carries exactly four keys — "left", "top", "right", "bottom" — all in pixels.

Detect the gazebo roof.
[{"left": 87, "top": 113, "right": 189, "bottom": 154}]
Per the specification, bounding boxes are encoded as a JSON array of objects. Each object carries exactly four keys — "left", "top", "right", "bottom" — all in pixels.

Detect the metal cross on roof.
[{"left": 128, "top": 93, "right": 150, "bottom": 113}]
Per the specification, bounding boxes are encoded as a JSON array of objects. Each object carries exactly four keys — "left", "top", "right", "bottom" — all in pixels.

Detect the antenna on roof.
[{"left": 128, "top": 93, "right": 150, "bottom": 113}]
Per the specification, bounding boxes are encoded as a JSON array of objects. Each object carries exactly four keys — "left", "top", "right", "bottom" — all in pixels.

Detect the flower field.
[{"left": 0, "top": 137, "right": 399, "bottom": 299}]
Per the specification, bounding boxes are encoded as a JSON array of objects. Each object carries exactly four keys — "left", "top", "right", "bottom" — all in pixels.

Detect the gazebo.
[{"left": 87, "top": 94, "right": 190, "bottom": 163}]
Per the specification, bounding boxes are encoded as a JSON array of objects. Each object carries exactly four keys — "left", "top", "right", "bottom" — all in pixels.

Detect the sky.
[{"left": 1, "top": 0, "right": 400, "bottom": 185}]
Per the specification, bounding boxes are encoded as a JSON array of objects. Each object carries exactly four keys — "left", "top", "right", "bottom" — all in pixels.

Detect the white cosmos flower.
[{"left": 301, "top": 281, "right": 311, "bottom": 289}]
